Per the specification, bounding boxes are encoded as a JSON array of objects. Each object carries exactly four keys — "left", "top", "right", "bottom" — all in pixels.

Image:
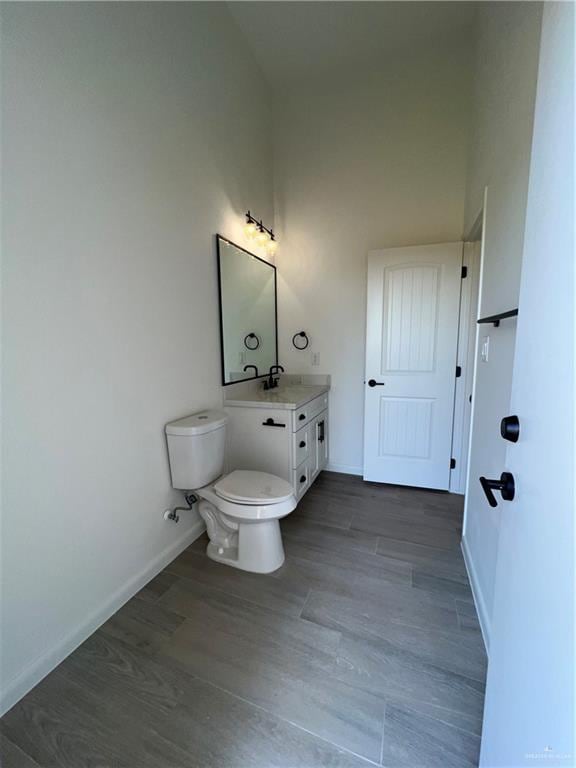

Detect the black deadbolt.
[{"left": 501, "top": 415, "right": 520, "bottom": 443}]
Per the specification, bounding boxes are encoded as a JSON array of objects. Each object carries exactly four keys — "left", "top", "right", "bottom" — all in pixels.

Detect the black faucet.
[
  {"left": 243, "top": 364, "right": 259, "bottom": 378},
  {"left": 264, "top": 365, "right": 284, "bottom": 390}
]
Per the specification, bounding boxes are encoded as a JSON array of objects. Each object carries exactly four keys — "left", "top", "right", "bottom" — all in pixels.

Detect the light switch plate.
[{"left": 481, "top": 336, "right": 490, "bottom": 362}]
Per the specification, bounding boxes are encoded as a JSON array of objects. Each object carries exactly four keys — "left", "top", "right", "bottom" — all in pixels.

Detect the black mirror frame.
[{"left": 216, "top": 234, "right": 278, "bottom": 387}]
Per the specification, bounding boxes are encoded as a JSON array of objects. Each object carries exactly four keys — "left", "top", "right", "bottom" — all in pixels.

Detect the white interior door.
[
  {"left": 363, "top": 242, "right": 462, "bottom": 489},
  {"left": 480, "top": 5, "right": 574, "bottom": 765}
]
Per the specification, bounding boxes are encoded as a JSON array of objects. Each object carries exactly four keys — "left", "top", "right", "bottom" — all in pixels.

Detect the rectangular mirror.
[{"left": 216, "top": 235, "right": 278, "bottom": 385}]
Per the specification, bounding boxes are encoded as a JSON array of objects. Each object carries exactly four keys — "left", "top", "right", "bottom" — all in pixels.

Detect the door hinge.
[
  {"left": 450, "top": 458, "right": 456, "bottom": 469},
  {"left": 456, "top": 365, "right": 462, "bottom": 378},
  {"left": 461, "top": 265, "right": 468, "bottom": 278}
]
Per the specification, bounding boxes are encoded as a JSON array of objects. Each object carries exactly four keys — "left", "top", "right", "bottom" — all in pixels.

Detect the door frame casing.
[
  {"left": 460, "top": 189, "right": 492, "bottom": 652},
  {"left": 449, "top": 207, "right": 484, "bottom": 494}
]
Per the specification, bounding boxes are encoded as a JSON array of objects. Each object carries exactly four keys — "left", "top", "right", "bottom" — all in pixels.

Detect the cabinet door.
[
  {"left": 225, "top": 407, "right": 291, "bottom": 481},
  {"left": 312, "top": 410, "right": 329, "bottom": 479}
]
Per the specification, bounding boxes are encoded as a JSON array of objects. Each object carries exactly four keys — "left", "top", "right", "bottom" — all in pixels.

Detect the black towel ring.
[
  {"left": 292, "top": 331, "right": 309, "bottom": 350},
  {"left": 244, "top": 333, "right": 260, "bottom": 350}
]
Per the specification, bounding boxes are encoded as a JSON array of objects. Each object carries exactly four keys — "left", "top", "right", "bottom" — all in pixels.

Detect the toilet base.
[
  {"left": 198, "top": 497, "right": 286, "bottom": 574},
  {"left": 205, "top": 521, "right": 285, "bottom": 574}
]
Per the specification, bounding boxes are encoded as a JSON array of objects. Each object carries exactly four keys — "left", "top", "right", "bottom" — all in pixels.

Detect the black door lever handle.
[
  {"left": 479, "top": 472, "right": 515, "bottom": 508},
  {"left": 368, "top": 379, "right": 385, "bottom": 387}
]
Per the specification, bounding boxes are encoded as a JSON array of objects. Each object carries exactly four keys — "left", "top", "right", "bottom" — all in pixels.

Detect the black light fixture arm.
[{"left": 246, "top": 210, "right": 276, "bottom": 241}]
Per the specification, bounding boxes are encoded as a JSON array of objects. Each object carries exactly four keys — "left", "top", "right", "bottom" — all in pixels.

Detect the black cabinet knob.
[
  {"left": 299, "top": 413, "right": 306, "bottom": 420},
  {"left": 299, "top": 441, "right": 306, "bottom": 448},
  {"left": 300, "top": 475, "right": 306, "bottom": 483},
  {"left": 501, "top": 415, "right": 520, "bottom": 443},
  {"left": 368, "top": 379, "right": 385, "bottom": 387}
]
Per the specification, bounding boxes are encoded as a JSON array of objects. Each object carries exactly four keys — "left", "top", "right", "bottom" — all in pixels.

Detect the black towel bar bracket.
[{"left": 477, "top": 309, "right": 518, "bottom": 327}]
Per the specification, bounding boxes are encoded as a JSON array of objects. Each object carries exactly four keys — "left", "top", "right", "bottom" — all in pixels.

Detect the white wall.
[
  {"left": 479, "top": 2, "right": 576, "bottom": 768},
  {"left": 1, "top": 2, "right": 272, "bottom": 713},
  {"left": 480, "top": 4, "right": 574, "bottom": 761},
  {"left": 273, "top": 42, "right": 472, "bottom": 474},
  {"left": 461, "top": 2, "right": 542, "bottom": 649}
]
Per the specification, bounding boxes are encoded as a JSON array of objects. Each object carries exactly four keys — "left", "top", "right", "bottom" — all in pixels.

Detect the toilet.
[{"left": 165, "top": 410, "right": 296, "bottom": 573}]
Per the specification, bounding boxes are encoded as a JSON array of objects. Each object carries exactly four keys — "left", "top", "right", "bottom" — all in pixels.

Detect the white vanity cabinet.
[{"left": 225, "top": 390, "right": 329, "bottom": 499}]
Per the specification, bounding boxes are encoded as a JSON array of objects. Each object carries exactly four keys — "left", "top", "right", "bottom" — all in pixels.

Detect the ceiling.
[{"left": 227, "top": 2, "right": 477, "bottom": 88}]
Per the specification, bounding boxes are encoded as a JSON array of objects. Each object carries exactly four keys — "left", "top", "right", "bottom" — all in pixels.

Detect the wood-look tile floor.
[{"left": 1, "top": 472, "right": 487, "bottom": 768}]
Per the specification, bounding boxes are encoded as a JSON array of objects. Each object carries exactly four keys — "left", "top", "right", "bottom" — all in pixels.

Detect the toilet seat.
[{"left": 214, "top": 470, "right": 294, "bottom": 506}]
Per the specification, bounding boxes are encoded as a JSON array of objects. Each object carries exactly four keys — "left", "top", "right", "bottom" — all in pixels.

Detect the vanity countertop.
[{"left": 225, "top": 384, "right": 329, "bottom": 411}]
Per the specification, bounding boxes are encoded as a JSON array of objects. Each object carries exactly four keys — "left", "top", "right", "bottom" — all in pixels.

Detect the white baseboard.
[
  {"left": 461, "top": 534, "right": 491, "bottom": 655},
  {"left": 0, "top": 518, "right": 205, "bottom": 716},
  {"left": 325, "top": 462, "right": 363, "bottom": 477}
]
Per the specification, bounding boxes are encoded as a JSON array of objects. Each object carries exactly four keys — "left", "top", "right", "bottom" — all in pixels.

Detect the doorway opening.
[{"left": 362, "top": 215, "right": 484, "bottom": 496}]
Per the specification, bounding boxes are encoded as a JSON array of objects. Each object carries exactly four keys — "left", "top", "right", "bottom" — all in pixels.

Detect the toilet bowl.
[
  {"left": 196, "top": 470, "right": 296, "bottom": 573},
  {"left": 165, "top": 411, "right": 297, "bottom": 574}
]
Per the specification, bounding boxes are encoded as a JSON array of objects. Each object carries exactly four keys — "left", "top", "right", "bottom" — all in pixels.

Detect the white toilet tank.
[{"left": 165, "top": 410, "right": 228, "bottom": 490}]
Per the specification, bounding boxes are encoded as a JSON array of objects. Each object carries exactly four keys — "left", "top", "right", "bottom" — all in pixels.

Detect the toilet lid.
[{"left": 214, "top": 470, "right": 294, "bottom": 505}]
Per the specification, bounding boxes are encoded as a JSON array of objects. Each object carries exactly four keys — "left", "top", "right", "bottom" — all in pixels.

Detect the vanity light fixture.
[
  {"left": 244, "top": 211, "right": 279, "bottom": 255},
  {"left": 266, "top": 234, "right": 278, "bottom": 256},
  {"left": 244, "top": 218, "right": 257, "bottom": 239},
  {"left": 255, "top": 224, "right": 269, "bottom": 248}
]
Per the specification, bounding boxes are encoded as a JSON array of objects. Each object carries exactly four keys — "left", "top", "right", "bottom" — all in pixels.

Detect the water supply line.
[{"left": 165, "top": 493, "right": 197, "bottom": 523}]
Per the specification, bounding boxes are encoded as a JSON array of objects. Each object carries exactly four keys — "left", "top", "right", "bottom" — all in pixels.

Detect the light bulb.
[
  {"left": 256, "top": 229, "right": 269, "bottom": 247},
  {"left": 244, "top": 221, "right": 257, "bottom": 239},
  {"left": 267, "top": 238, "right": 278, "bottom": 256}
]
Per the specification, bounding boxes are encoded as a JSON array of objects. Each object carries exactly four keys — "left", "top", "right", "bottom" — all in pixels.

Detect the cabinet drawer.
[
  {"left": 293, "top": 455, "right": 314, "bottom": 499},
  {"left": 292, "top": 393, "right": 329, "bottom": 431},
  {"left": 293, "top": 423, "right": 311, "bottom": 467}
]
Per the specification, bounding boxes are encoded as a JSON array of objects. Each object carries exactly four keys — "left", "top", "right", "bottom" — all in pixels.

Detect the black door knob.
[
  {"left": 479, "top": 472, "right": 515, "bottom": 507},
  {"left": 368, "top": 379, "right": 385, "bottom": 387}
]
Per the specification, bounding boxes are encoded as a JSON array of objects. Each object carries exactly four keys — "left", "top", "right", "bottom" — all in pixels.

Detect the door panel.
[
  {"left": 363, "top": 243, "right": 462, "bottom": 489},
  {"left": 384, "top": 265, "right": 439, "bottom": 372},
  {"left": 378, "top": 397, "right": 433, "bottom": 458}
]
